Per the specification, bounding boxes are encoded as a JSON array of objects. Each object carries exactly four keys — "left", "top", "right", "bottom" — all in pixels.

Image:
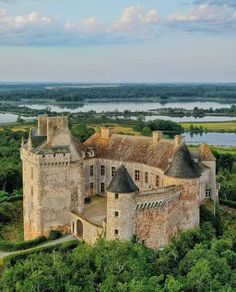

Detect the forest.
[
  {"left": 0, "top": 207, "right": 236, "bottom": 291},
  {"left": 0, "top": 83, "right": 236, "bottom": 102}
]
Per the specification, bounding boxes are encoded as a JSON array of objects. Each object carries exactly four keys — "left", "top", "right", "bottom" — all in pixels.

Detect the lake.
[
  {"left": 20, "top": 100, "right": 234, "bottom": 113},
  {"left": 184, "top": 132, "right": 236, "bottom": 146},
  {"left": 0, "top": 113, "right": 33, "bottom": 124},
  {"left": 126, "top": 115, "right": 236, "bottom": 123}
]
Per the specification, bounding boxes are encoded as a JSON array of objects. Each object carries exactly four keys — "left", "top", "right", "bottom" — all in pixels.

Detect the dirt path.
[{"left": 0, "top": 235, "right": 77, "bottom": 260}]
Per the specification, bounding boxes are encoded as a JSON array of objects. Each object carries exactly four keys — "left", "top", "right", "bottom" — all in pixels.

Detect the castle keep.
[{"left": 21, "top": 115, "right": 219, "bottom": 250}]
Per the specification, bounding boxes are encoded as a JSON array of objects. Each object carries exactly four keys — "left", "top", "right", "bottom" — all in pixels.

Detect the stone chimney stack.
[
  {"left": 152, "top": 131, "right": 163, "bottom": 143},
  {"left": 101, "top": 128, "right": 112, "bottom": 139},
  {"left": 175, "top": 135, "right": 184, "bottom": 147},
  {"left": 47, "top": 116, "right": 68, "bottom": 143},
  {"left": 38, "top": 115, "right": 48, "bottom": 136}
]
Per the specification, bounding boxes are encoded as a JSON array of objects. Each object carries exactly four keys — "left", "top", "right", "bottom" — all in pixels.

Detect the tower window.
[
  {"left": 155, "top": 175, "right": 160, "bottom": 187},
  {"left": 90, "top": 165, "right": 94, "bottom": 176},
  {"left": 115, "top": 211, "right": 119, "bottom": 217},
  {"left": 114, "top": 229, "right": 119, "bottom": 236},
  {"left": 111, "top": 167, "right": 116, "bottom": 177},
  {"left": 115, "top": 193, "right": 119, "bottom": 199},
  {"left": 31, "top": 186, "right": 33, "bottom": 196},
  {"left": 206, "top": 189, "right": 211, "bottom": 198},
  {"left": 101, "top": 165, "right": 105, "bottom": 176},
  {"left": 101, "top": 182, "right": 105, "bottom": 193},
  {"left": 145, "top": 172, "right": 148, "bottom": 183},
  {"left": 135, "top": 170, "right": 140, "bottom": 181}
]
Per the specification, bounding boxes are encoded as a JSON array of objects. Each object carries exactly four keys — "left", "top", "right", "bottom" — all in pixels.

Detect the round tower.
[{"left": 106, "top": 165, "right": 139, "bottom": 241}]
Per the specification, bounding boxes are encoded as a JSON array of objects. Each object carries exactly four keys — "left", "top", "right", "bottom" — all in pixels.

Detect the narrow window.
[
  {"left": 101, "top": 182, "right": 105, "bottom": 193},
  {"left": 206, "top": 189, "right": 211, "bottom": 198},
  {"left": 101, "top": 165, "right": 105, "bottom": 176},
  {"left": 89, "top": 182, "right": 94, "bottom": 196},
  {"left": 90, "top": 165, "right": 94, "bottom": 176},
  {"left": 31, "top": 186, "right": 33, "bottom": 196},
  {"left": 114, "top": 229, "right": 119, "bottom": 236},
  {"left": 115, "top": 193, "right": 119, "bottom": 199},
  {"left": 31, "top": 166, "right": 33, "bottom": 180},
  {"left": 145, "top": 172, "right": 148, "bottom": 183},
  {"left": 112, "top": 167, "right": 116, "bottom": 177},
  {"left": 155, "top": 175, "right": 160, "bottom": 187},
  {"left": 115, "top": 211, "right": 119, "bottom": 217},
  {"left": 135, "top": 170, "right": 140, "bottom": 181}
]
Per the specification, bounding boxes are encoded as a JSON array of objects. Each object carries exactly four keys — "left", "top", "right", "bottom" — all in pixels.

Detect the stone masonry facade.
[{"left": 21, "top": 115, "right": 219, "bottom": 250}]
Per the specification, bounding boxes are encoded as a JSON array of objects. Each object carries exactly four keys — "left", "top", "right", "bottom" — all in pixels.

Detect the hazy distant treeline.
[{"left": 0, "top": 84, "right": 235, "bottom": 102}]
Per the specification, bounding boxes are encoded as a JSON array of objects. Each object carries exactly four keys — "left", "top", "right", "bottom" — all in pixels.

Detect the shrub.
[
  {"left": 48, "top": 230, "right": 62, "bottom": 240},
  {"left": 200, "top": 205, "right": 223, "bottom": 236},
  {"left": 58, "top": 240, "right": 79, "bottom": 251},
  {"left": 84, "top": 197, "right": 91, "bottom": 204},
  {"left": 0, "top": 236, "right": 47, "bottom": 252},
  {"left": 220, "top": 199, "right": 236, "bottom": 209}
]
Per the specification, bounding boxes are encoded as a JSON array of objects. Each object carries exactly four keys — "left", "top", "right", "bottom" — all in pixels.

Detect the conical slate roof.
[
  {"left": 107, "top": 165, "right": 139, "bottom": 193},
  {"left": 165, "top": 143, "right": 200, "bottom": 179}
]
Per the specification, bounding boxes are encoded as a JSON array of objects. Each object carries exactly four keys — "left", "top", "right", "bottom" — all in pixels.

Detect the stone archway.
[{"left": 76, "top": 219, "right": 83, "bottom": 237}]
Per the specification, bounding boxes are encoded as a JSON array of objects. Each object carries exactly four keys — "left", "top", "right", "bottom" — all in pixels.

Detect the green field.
[{"left": 181, "top": 121, "right": 236, "bottom": 132}]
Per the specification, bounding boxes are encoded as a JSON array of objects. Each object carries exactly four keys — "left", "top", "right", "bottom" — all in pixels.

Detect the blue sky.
[{"left": 0, "top": 0, "right": 235, "bottom": 82}]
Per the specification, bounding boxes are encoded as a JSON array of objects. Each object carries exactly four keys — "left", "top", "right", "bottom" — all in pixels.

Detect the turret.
[
  {"left": 199, "top": 144, "right": 217, "bottom": 201},
  {"left": 28, "top": 128, "right": 33, "bottom": 151},
  {"left": 106, "top": 165, "right": 139, "bottom": 241}
]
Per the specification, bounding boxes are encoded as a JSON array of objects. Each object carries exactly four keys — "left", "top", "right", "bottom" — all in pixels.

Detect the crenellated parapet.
[{"left": 136, "top": 185, "right": 182, "bottom": 211}]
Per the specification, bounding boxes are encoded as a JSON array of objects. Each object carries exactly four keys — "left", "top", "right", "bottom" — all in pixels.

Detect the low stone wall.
[{"left": 71, "top": 211, "right": 105, "bottom": 245}]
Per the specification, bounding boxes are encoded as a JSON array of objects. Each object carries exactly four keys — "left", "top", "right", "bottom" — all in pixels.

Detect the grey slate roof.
[
  {"left": 165, "top": 143, "right": 201, "bottom": 179},
  {"left": 31, "top": 136, "right": 47, "bottom": 148},
  {"left": 107, "top": 165, "right": 139, "bottom": 194}
]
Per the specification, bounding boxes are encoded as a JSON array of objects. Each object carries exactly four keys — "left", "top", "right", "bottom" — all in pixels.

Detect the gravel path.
[{"left": 0, "top": 235, "right": 77, "bottom": 260}]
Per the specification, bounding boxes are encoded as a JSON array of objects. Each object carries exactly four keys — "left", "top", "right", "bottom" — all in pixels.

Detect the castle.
[{"left": 21, "top": 115, "right": 219, "bottom": 250}]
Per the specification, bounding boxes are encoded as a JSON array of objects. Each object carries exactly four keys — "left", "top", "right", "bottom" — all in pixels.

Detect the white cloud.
[
  {"left": 109, "top": 5, "right": 159, "bottom": 36},
  {"left": 0, "top": 6, "right": 160, "bottom": 46},
  {"left": 194, "top": 0, "right": 236, "bottom": 7},
  {"left": 169, "top": 3, "right": 236, "bottom": 32}
]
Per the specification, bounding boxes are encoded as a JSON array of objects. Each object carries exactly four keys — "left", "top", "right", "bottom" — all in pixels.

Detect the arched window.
[{"left": 76, "top": 219, "right": 83, "bottom": 237}]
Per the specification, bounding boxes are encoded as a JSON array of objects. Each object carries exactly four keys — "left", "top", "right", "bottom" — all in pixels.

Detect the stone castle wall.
[{"left": 135, "top": 196, "right": 181, "bottom": 249}]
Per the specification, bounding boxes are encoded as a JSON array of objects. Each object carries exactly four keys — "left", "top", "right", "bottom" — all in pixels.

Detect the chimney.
[
  {"left": 152, "top": 131, "right": 163, "bottom": 143},
  {"left": 38, "top": 115, "right": 48, "bottom": 136},
  {"left": 47, "top": 116, "right": 68, "bottom": 143},
  {"left": 175, "top": 135, "right": 184, "bottom": 147},
  {"left": 101, "top": 128, "right": 112, "bottom": 139}
]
